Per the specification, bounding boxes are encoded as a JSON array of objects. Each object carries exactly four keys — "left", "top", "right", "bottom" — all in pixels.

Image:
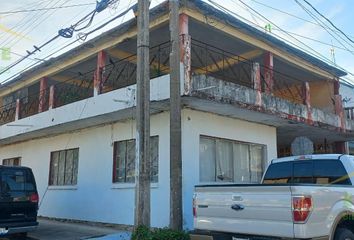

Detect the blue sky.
[{"left": 0, "top": 0, "right": 353, "bottom": 84}]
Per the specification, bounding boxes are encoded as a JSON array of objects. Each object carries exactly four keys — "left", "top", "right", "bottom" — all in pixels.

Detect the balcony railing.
[
  {"left": 102, "top": 41, "right": 171, "bottom": 93},
  {"left": 55, "top": 72, "right": 94, "bottom": 108},
  {"left": 0, "top": 103, "right": 16, "bottom": 125},
  {"left": 0, "top": 41, "right": 171, "bottom": 126},
  {"left": 0, "top": 38, "right": 339, "bottom": 127},
  {"left": 191, "top": 39, "right": 311, "bottom": 105}
]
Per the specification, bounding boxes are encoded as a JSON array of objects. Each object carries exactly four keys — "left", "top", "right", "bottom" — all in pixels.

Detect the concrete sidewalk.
[{"left": 27, "top": 218, "right": 130, "bottom": 240}]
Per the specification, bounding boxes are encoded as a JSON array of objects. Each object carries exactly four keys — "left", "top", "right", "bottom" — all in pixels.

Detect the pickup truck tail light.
[{"left": 292, "top": 196, "right": 312, "bottom": 223}]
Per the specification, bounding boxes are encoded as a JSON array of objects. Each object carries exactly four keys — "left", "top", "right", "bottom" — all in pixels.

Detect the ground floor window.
[
  {"left": 113, "top": 136, "right": 159, "bottom": 183},
  {"left": 199, "top": 136, "right": 266, "bottom": 183},
  {"left": 2, "top": 157, "right": 21, "bottom": 166},
  {"left": 49, "top": 148, "right": 79, "bottom": 186}
]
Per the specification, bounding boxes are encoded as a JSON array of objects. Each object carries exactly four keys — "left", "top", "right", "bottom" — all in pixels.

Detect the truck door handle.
[{"left": 231, "top": 204, "right": 244, "bottom": 211}]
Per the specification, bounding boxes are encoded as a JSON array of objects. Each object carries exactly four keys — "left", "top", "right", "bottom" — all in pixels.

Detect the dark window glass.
[
  {"left": 293, "top": 162, "right": 313, "bottom": 184},
  {"left": 2, "top": 157, "right": 21, "bottom": 166},
  {"left": 0, "top": 169, "right": 35, "bottom": 191},
  {"left": 113, "top": 136, "right": 159, "bottom": 183},
  {"left": 1, "top": 169, "right": 25, "bottom": 192},
  {"left": 49, "top": 148, "right": 79, "bottom": 186},
  {"left": 313, "top": 160, "right": 351, "bottom": 185},
  {"left": 263, "top": 162, "right": 292, "bottom": 184}
]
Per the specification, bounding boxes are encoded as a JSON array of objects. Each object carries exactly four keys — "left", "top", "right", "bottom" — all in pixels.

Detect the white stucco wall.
[
  {"left": 0, "top": 109, "right": 277, "bottom": 229},
  {"left": 0, "top": 74, "right": 173, "bottom": 140},
  {"left": 181, "top": 109, "right": 277, "bottom": 229},
  {"left": 0, "top": 112, "right": 171, "bottom": 228}
]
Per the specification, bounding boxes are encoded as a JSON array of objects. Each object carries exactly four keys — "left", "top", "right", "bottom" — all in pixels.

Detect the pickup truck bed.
[{"left": 192, "top": 154, "right": 354, "bottom": 240}]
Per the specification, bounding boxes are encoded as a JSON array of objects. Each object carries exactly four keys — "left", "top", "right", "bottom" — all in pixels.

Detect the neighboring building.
[
  {"left": 341, "top": 81, "right": 354, "bottom": 154},
  {"left": 0, "top": 0, "right": 353, "bottom": 229}
]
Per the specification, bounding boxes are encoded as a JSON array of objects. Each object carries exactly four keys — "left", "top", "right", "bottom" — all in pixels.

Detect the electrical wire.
[
  {"left": 204, "top": 0, "right": 354, "bottom": 88},
  {"left": 249, "top": 0, "right": 354, "bottom": 39},
  {"left": 0, "top": 0, "right": 55, "bottom": 20},
  {"left": 271, "top": 28, "right": 354, "bottom": 54},
  {"left": 232, "top": 0, "right": 354, "bottom": 78},
  {"left": 0, "top": 0, "right": 66, "bottom": 76},
  {"left": 0, "top": 1, "right": 136, "bottom": 84},
  {"left": 294, "top": 0, "right": 354, "bottom": 55},
  {"left": 224, "top": 0, "right": 354, "bottom": 84},
  {"left": 8, "top": 0, "right": 72, "bottom": 48},
  {"left": 0, "top": 0, "right": 117, "bottom": 77},
  {"left": 240, "top": 1, "right": 354, "bottom": 53},
  {"left": 301, "top": 0, "right": 354, "bottom": 45},
  {"left": 0, "top": 0, "right": 56, "bottom": 43},
  {"left": 0, "top": 3, "right": 96, "bottom": 15}
]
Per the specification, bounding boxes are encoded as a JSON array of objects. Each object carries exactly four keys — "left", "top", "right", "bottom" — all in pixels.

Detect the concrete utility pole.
[
  {"left": 169, "top": 0, "right": 183, "bottom": 230},
  {"left": 135, "top": 0, "right": 150, "bottom": 227}
]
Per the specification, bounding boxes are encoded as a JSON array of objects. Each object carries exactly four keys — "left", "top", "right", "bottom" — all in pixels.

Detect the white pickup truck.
[{"left": 192, "top": 154, "right": 354, "bottom": 240}]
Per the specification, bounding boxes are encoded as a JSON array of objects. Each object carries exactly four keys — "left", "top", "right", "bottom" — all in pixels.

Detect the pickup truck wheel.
[{"left": 335, "top": 228, "right": 354, "bottom": 240}]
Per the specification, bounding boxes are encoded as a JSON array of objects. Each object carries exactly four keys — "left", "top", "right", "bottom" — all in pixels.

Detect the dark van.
[{"left": 0, "top": 166, "right": 38, "bottom": 236}]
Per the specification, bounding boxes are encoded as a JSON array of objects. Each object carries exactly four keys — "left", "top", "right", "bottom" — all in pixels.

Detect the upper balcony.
[{"left": 0, "top": 0, "right": 352, "bottom": 146}]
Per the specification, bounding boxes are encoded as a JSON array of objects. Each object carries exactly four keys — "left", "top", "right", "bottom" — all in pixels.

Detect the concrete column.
[
  {"left": 302, "top": 82, "right": 313, "bottom": 124},
  {"left": 252, "top": 62, "right": 261, "bottom": 106},
  {"left": 179, "top": 13, "right": 191, "bottom": 95},
  {"left": 335, "top": 94, "right": 346, "bottom": 131},
  {"left": 302, "top": 82, "right": 311, "bottom": 107},
  {"left": 49, "top": 85, "right": 55, "bottom": 109},
  {"left": 334, "top": 78, "right": 340, "bottom": 95},
  {"left": 94, "top": 50, "right": 107, "bottom": 96},
  {"left": 15, "top": 98, "right": 20, "bottom": 121},
  {"left": 333, "top": 78, "right": 346, "bottom": 131},
  {"left": 38, "top": 77, "right": 48, "bottom": 113},
  {"left": 264, "top": 52, "right": 274, "bottom": 94}
]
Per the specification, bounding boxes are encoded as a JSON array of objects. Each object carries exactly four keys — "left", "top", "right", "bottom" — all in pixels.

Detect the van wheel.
[{"left": 335, "top": 228, "right": 354, "bottom": 240}]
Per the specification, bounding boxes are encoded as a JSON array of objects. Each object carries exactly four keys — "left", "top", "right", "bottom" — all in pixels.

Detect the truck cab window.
[
  {"left": 313, "top": 160, "right": 351, "bottom": 185},
  {"left": 293, "top": 162, "right": 313, "bottom": 184},
  {"left": 263, "top": 162, "right": 292, "bottom": 184}
]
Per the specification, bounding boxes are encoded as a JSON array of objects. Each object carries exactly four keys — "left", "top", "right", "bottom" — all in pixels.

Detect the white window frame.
[{"left": 199, "top": 135, "right": 267, "bottom": 184}]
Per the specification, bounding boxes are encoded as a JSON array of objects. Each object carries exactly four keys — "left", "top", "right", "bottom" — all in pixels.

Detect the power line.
[
  {"left": 0, "top": 0, "right": 118, "bottom": 77},
  {"left": 0, "top": 1, "right": 136, "bottom": 84},
  {"left": 271, "top": 28, "right": 354, "bottom": 54},
  {"left": 0, "top": 0, "right": 54, "bottom": 19},
  {"left": 0, "top": 3, "right": 96, "bottom": 15},
  {"left": 294, "top": 0, "right": 354, "bottom": 55},
  {"left": 233, "top": 0, "right": 354, "bottom": 78},
  {"left": 0, "top": 0, "right": 56, "bottom": 43},
  {"left": 228, "top": 0, "right": 354, "bottom": 83},
  {"left": 241, "top": 1, "right": 354, "bottom": 54},
  {"left": 301, "top": 0, "right": 354, "bottom": 45},
  {"left": 249, "top": 0, "right": 354, "bottom": 39},
  {"left": 0, "top": 0, "right": 66, "bottom": 73},
  {"left": 205, "top": 0, "right": 354, "bottom": 86},
  {"left": 8, "top": 0, "right": 72, "bottom": 49}
]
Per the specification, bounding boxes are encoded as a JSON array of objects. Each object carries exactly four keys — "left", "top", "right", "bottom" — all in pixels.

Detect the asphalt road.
[
  {"left": 0, "top": 235, "right": 38, "bottom": 240},
  {"left": 0, "top": 218, "right": 129, "bottom": 240}
]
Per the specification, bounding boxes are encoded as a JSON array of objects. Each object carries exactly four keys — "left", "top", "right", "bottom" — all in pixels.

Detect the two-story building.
[
  {"left": 1, "top": 0, "right": 353, "bottom": 229},
  {"left": 341, "top": 81, "right": 354, "bottom": 153}
]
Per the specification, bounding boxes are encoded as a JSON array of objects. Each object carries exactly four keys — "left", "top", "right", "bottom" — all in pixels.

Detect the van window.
[
  {"left": 263, "top": 162, "right": 292, "bottom": 184},
  {"left": 0, "top": 169, "right": 35, "bottom": 193}
]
